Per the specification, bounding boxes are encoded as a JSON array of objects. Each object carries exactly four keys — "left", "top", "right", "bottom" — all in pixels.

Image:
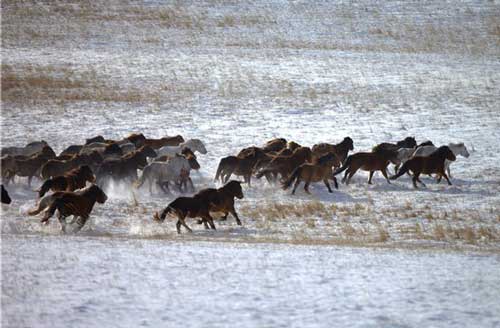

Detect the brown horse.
[
  {"left": 262, "top": 138, "right": 287, "bottom": 153},
  {"left": 40, "top": 151, "right": 102, "bottom": 179},
  {"left": 282, "top": 153, "right": 339, "bottom": 194},
  {"left": 255, "top": 147, "right": 313, "bottom": 182},
  {"left": 153, "top": 180, "right": 243, "bottom": 233},
  {"left": 215, "top": 148, "right": 268, "bottom": 186},
  {"left": 143, "top": 135, "right": 184, "bottom": 149},
  {"left": 390, "top": 146, "right": 456, "bottom": 188},
  {"left": 312, "top": 137, "right": 354, "bottom": 168},
  {"left": 96, "top": 146, "right": 156, "bottom": 183},
  {"left": 38, "top": 165, "right": 96, "bottom": 197},
  {"left": 5, "top": 146, "right": 57, "bottom": 186},
  {"left": 333, "top": 148, "right": 398, "bottom": 185},
  {"left": 196, "top": 180, "right": 245, "bottom": 226},
  {"left": 1, "top": 140, "right": 49, "bottom": 157},
  {"left": 28, "top": 184, "right": 107, "bottom": 233}
]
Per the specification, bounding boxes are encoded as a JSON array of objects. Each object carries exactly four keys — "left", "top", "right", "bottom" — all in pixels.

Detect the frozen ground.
[
  {"left": 1, "top": 0, "right": 500, "bottom": 326},
  {"left": 3, "top": 235, "right": 500, "bottom": 328}
]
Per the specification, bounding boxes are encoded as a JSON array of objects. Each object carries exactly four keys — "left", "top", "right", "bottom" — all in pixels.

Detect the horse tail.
[
  {"left": 332, "top": 156, "right": 352, "bottom": 176},
  {"left": 282, "top": 166, "right": 301, "bottom": 190},
  {"left": 38, "top": 179, "right": 53, "bottom": 198},
  {"left": 214, "top": 159, "right": 226, "bottom": 182},
  {"left": 153, "top": 205, "right": 173, "bottom": 222},
  {"left": 390, "top": 161, "right": 410, "bottom": 180}
]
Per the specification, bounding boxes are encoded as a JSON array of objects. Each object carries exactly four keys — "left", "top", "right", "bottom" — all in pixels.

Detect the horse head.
[
  {"left": 343, "top": 137, "right": 354, "bottom": 150},
  {"left": 225, "top": 180, "right": 244, "bottom": 199}
]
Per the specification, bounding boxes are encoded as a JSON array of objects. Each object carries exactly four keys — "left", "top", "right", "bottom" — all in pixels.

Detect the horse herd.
[{"left": 0, "top": 133, "right": 470, "bottom": 234}]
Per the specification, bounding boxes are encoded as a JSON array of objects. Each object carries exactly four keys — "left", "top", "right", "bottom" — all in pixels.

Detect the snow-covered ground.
[{"left": 1, "top": 1, "right": 500, "bottom": 326}]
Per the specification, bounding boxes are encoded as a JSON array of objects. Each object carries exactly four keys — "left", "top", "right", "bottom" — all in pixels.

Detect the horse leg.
[
  {"left": 188, "top": 177, "right": 195, "bottom": 192},
  {"left": 381, "top": 168, "right": 391, "bottom": 184},
  {"left": 179, "top": 217, "right": 192, "bottom": 233},
  {"left": 332, "top": 176, "right": 339, "bottom": 189},
  {"left": 291, "top": 178, "right": 301, "bottom": 195},
  {"left": 303, "top": 181, "right": 311, "bottom": 194},
  {"left": 230, "top": 206, "right": 242, "bottom": 225},
  {"left": 446, "top": 162, "right": 452, "bottom": 179},
  {"left": 58, "top": 214, "right": 67, "bottom": 233},
  {"left": 323, "top": 179, "right": 333, "bottom": 193},
  {"left": 73, "top": 216, "right": 88, "bottom": 233},
  {"left": 414, "top": 173, "right": 426, "bottom": 188},
  {"left": 202, "top": 213, "right": 216, "bottom": 230},
  {"left": 346, "top": 168, "right": 358, "bottom": 185},
  {"left": 28, "top": 175, "right": 33, "bottom": 187},
  {"left": 341, "top": 169, "right": 349, "bottom": 184},
  {"left": 368, "top": 171, "right": 374, "bottom": 184},
  {"left": 442, "top": 172, "right": 452, "bottom": 185}
]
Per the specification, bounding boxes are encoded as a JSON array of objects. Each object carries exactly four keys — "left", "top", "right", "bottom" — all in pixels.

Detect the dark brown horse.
[
  {"left": 60, "top": 144, "right": 83, "bottom": 156},
  {"left": 215, "top": 148, "right": 268, "bottom": 186},
  {"left": 390, "top": 146, "right": 456, "bottom": 188},
  {"left": 28, "top": 184, "right": 107, "bottom": 233},
  {"left": 153, "top": 180, "right": 244, "bottom": 233},
  {"left": 255, "top": 147, "right": 313, "bottom": 182},
  {"left": 372, "top": 136, "right": 417, "bottom": 153},
  {"left": 1, "top": 185, "right": 11, "bottom": 204},
  {"left": 196, "top": 180, "right": 245, "bottom": 226},
  {"left": 282, "top": 153, "right": 339, "bottom": 194},
  {"left": 96, "top": 146, "right": 156, "bottom": 183},
  {"left": 311, "top": 137, "right": 354, "bottom": 168},
  {"left": 143, "top": 135, "right": 184, "bottom": 149},
  {"left": 40, "top": 151, "right": 102, "bottom": 179},
  {"left": 38, "top": 165, "right": 96, "bottom": 197},
  {"left": 333, "top": 148, "right": 399, "bottom": 185}
]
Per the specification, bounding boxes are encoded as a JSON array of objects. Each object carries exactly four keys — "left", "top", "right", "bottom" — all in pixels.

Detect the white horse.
[
  {"left": 135, "top": 155, "right": 193, "bottom": 194},
  {"left": 156, "top": 139, "right": 207, "bottom": 157},
  {"left": 412, "top": 143, "right": 470, "bottom": 177}
]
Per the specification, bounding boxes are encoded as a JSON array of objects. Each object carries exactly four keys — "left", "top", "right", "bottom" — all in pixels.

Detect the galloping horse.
[
  {"left": 38, "top": 165, "right": 96, "bottom": 197},
  {"left": 311, "top": 137, "right": 354, "bottom": 167},
  {"left": 412, "top": 143, "right": 469, "bottom": 178},
  {"left": 28, "top": 184, "right": 108, "bottom": 233},
  {"left": 156, "top": 138, "right": 207, "bottom": 157},
  {"left": 153, "top": 180, "right": 244, "bottom": 233},
  {"left": 282, "top": 152, "right": 339, "bottom": 194},
  {"left": 390, "top": 146, "right": 456, "bottom": 188},
  {"left": 333, "top": 148, "right": 398, "bottom": 185}
]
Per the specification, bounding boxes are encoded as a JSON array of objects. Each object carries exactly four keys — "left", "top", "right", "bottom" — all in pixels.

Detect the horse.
[
  {"left": 60, "top": 144, "right": 83, "bottom": 156},
  {"left": 215, "top": 148, "right": 269, "bottom": 186},
  {"left": 40, "top": 151, "right": 102, "bottom": 179},
  {"left": 333, "top": 148, "right": 399, "bottom": 185},
  {"left": 372, "top": 136, "right": 417, "bottom": 153},
  {"left": 143, "top": 135, "right": 184, "bottom": 149},
  {"left": 195, "top": 180, "right": 245, "bottom": 226},
  {"left": 135, "top": 154, "right": 192, "bottom": 194},
  {"left": 1, "top": 140, "right": 49, "bottom": 157},
  {"left": 96, "top": 146, "right": 156, "bottom": 184},
  {"left": 311, "top": 137, "right": 354, "bottom": 167},
  {"left": 255, "top": 147, "right": 313, "bottom": 182},
  {"left": 1, "top": 185, "right": 11, "bottom": 204},
  {"left": 28, "top": 184, "right": 107, "bottom": 233},
  {"left": 282, "top": 153, "right": 339, "bottom": 194},
  {"left": 156, "top": 138, "right": 207, "bottom": 157},
  {"left": 262, "top": 138, "right": 287, "bottom": 153},
  {"left": 38, "top": 165, "right": 95, "bottom": 198},
  {"left": 390, "top": 146, "right": 456, "bottom": 188},
  {"left": 153, "top": 181, "right": 244, "bottom": 233},
  {"left": 80, "top": 142, "right": 124, "bottom": 159},
  {"left": 287, "top": 141, "right": 302, "bottom": 152},
  {"left": 85, "top": 135, "right": 106, "bottom": 145},
  {"left": 411, "top": 143, "right": 469, "bottom": 178},
  {"left": 6, "top": 146, "right": 57, "bottom": 186},
  {"left": 154, "top": 148, "right": 201, "bottom": 170}
]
